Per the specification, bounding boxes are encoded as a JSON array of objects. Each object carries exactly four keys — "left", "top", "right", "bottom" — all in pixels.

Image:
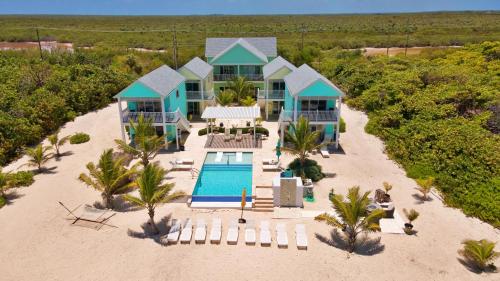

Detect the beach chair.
[
  {"left": 295, "top": 224, "right": 308, "bottom": 250},
  {"left": 209, "top": 217, "right": 222, "bottom": 244},
  {"left": 260, "top": 220, "right": 272, "bottom": 247},
  {"left": 224, "top": 128, "right": 231, "bottom": 142},
  {"left": 166, "top": 219, "right": 182, "bottom": 244},
  {"left": 276, "top": 223, "right": 288, "bottom": 248},
  {"left": 263, "top": 161, "right": 281, "bottom": 171},
  {"left": 235, "top": 129, "right": 243, "bottom": 142},
  {"left": 175, "top": 158, "right": 194, "bottom": 165},
  {"left": 169, "top": 161, "right": 192, "bottom": 171},
  {"left": 262, "top": 158, "right": 277, "bottom": 165},
  {"left": 226, "top": 219, "right": 239, "bottom": 245},
  {"left": 179, "top": 218, "right": 193, "bottom": 244},
  {"left": 245, "top": 220, "right": 256, "bottom": 245},
  {"left": 194, "top": 219, "right": 207, "bottom": 244},
  {"left": 320, "top": 146, "right": 330, "bottom": 158},
  {"left": 236, "top": 152, "right": 243, "bottom": 162},
  {"left": 215, "top": 151, "right": 224, "bottom": 162}
]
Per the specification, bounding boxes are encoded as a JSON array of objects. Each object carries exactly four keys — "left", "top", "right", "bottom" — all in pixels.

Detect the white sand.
[{"left": 0, "top": 103, "right": 498, "bottom": 281}]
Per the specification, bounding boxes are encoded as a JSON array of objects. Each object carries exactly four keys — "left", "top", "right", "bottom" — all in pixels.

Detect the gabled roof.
[
  {"left": 210, "top": 38, "right": 268, "bottom": 64},
  {"left": 205, "top": 37, "right": 277, "bottom": 58},
  {"left": 115, "top": 65, "right": 185, "bottom": 99},
  {"left": 263, "top": 56, "right": 297, "bottom": 79},
  {"left": 284, "top": 64, "right": 345, "bottom": 97},
  {"left": 180, "top": 57, "right": 213, "bottom": 79}
]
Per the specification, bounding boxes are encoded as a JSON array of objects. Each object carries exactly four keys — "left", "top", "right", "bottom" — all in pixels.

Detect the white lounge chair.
[
  {"left": 295, "top": 224, "right": 308, "bottom": 250},
  {"left": 194, "top": 219, "right": 207, "bottom": 244},
  {"left": 320, "top": 146, "right": 330, "bottom": 158},
  {"left": 245, "top": 220, "right": 256, "bottom": 245},
  {"left": 169, "top": 161, "right": 192, "bottom": 171},
  {"left": 226, "top": 219, "right": 239, "bottom": 245},
  {"left": 210, "top": 217, "right": 222, "bottom": 244},
  {"left": 276, "top": 223, "right": 288, "bottom": 248},
  {"left": 235, "top": 129, "right": 243, "bottom": 141},
  {"left": 179, "top": 218, "right": 193, "bottom": 244},
  {"left": 236, "top": 152, "right": 243, "bottom": 162},
  {"left": 262, "top": 158, "right": 277, "bottom": 165},
  {"left": 175, "top": 158, "right": 194, "bottom": 165},
  {"left": 215, "top": 152, "right": 223, "bottom": 162},
  {"left": 224, "top": 128, "right": 231, "bottom": 142},
  {"left": 263, "top": 161, "right": 281, "bottom": 171},
  {"left": 260, "top": 220, "right": 272, "bottom": 247},
  {"left": 166, "top": 219, "right": 182, "bottom": 244}
]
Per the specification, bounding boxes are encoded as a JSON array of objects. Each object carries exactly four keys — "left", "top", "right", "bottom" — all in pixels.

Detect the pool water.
[{"left": 192, "top": 152, "right": 252, "bottom": 202}]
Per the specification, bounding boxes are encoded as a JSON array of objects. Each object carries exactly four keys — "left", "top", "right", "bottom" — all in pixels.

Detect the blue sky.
[{"left": 0, "top": 0, "right": 499, "bottom": 15}]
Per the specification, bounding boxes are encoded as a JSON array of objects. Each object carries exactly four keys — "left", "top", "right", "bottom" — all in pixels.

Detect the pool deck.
[{"left": 204, "top": 134, "right": 262, "bottom": 148}]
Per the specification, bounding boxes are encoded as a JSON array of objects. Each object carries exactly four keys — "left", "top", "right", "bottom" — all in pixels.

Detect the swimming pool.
[{"left": 191, "top": 152, "right": 253, "bottom": 204}]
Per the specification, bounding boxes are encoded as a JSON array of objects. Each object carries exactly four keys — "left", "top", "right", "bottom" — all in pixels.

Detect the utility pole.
[
  {"left": 172, "top": 25, "right": 178, "bottom": 69},
  {"left": 35, "top": 28, "right": 43, "bottom": 60}
]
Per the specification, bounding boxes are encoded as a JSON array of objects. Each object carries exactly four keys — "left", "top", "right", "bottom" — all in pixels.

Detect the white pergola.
[{"left": 201, "top": 106, "right": 261, "bottom": 147}]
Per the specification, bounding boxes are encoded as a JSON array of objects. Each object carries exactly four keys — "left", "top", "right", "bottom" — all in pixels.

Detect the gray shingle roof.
[
  {"left": 284, "top": 64, "right": 345, "bottom": 97},
  {"left": 205, "top": 37, "right": 277, "bottom": 58},
  {"left": 138, "top": 65, "right": 185, "bottom": 97},
  {"left": 180, "top": 57, "right": 213, "bottom": 79},
  {"left": 201, "top": 105, "right": 261, "bottom": 119},
  {"left": 211, "top": 38, "right": 268, "bottom": 63},
  {"left": 263, "top": 56, "right": 297, "bottom": 79}
]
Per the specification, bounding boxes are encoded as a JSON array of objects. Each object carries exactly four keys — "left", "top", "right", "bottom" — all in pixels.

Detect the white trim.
[{"left": 117, "top": 98, "right": 126, "bottom": 141}]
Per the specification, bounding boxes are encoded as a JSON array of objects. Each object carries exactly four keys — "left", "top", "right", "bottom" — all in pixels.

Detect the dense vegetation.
[{"left": 320, "top": 42, "right": 500, "bottom": 226}]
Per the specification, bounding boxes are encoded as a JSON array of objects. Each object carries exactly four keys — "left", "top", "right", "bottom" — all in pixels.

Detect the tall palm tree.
[
  {"left": 78, "top": 149, "right": 137, "bottom": 209},
  {"left": 315, "top": 186, "right": 386, "bottom": 253},
  {"left": 281, "top": 116, "right": 322, "bottom": 174},
  {"left": 25, "top": 144, "right": 52, "bottom": 172},
  {"left": 48, "top": 131, "right": 70, "bottom": 157},
  {"left": 415, "top": 177, "right": 434, "bottom": 201},
  {"left": 123, "top": 163, "right": 185, "bottom": 234},
  {"left": 216, "top": 89, "right": 236, "bottom": 106},
  {"left": 458, "top": 239, "right": 499, "bottom": 271},
  {"left": 115, "top": 114, "right": 165, "bottom": 167},
  {"left": 228, "top": 76, "right": 254, "bottom": 104}
]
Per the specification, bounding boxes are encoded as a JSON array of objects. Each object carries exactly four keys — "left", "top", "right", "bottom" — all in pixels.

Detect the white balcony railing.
[
  {"left": 186, "top": 91, "right": 215, "bottom": 100},
  {"left": 258, "top": 90, "right": 285, "bottom": 100},
  {"left": 279, "top": 109, "right": 339, "bottom": 123},
  {"left": 213, "top": 73, "right": 263, "bottom": 81},
  {"left": 214, "top": 73, "right": 237, "bottom": 81},
  {"left": 122, "top": 110, "right": 180, "bottom": 124}
]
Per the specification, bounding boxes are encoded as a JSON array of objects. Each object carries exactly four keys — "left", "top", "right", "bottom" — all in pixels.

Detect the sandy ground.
[{"left": 0, "top": 103, "right": 498, "bottom": 281}]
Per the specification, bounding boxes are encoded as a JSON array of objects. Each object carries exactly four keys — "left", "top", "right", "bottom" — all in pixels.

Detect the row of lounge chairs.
[{"left": 166, "top": 218, "right": 308, "bottom": 250}]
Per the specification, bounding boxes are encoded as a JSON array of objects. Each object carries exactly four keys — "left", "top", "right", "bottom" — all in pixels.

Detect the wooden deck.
[{"left": 204, "top": 134, "right": 262, "bottom": 148}]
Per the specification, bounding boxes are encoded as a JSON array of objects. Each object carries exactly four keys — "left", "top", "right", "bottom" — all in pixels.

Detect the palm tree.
[
  {"left": 240, "top": 96, "right": 256, "bottom": 106},
  {"left": 315, "top": 186, "right": 386, "bottom": 253},
  {"left": 25, "top": 144, "right": 52, "bottom": 172},
  {"left": 115, "top": 114, "right": 165, "bottom": 167},
  {"left": 415, "top": 177, "right": 434, "bottom": 201},
  {"left": 216, "top": 89, "right": 235, "bottom": 106},
  {"left": 78, "top": 149, "right": 137, "bottom": 209},
  {"left": 228, "top": 76, "right": 254, "bottom": 104},
  {"left": 281, "top": 116, "right": 322, "bottom": 175},
  {"left": 403, "top": 208, "right": 419, "bottom": 234},
  {"left": 383, "top": 182, "right": 393, "bottom": 195},
  {"left": 123, "top": 163, "right": 185, "bottom": 234},
  {"left": 48, "top": 131, "right": 70, "bottom": 157},
  {"left": 458, "top": 239, "right": 499, "bottom": 271}
]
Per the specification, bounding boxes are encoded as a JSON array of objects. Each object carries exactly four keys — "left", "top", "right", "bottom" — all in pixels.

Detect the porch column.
[
  {"left": 280, "top": 123, "right": 285, "bottom": 146},
  {"left": 117, "top": 97, "right": 126, "bottom": 142},
  {"left": 265, "top": 79, "right": 268, "bottom": 120},
  {"left": 293, "top": 96, "right": 298, "bottom": 122},
  {"left": 200, "top": 79, "right": 204, "bottom": 103},
  {"left": 253, "top": 118, "right": 256, "bottom": 147},
  {"left": 160, "top": 96, "right": 167, "bottom": 147},
  {"left": 175, "top": 124, "right": 179, "bottom": 150},
  {"left": 335, "top": 97, "right": 342, "bottom": 149}
]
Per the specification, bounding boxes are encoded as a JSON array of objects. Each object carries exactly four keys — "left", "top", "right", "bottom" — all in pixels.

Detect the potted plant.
[
  {"left": 383, "top": 182, "right": 393, "bottom": 201},
  {"left": 328, "top": 188, "right": 335, "bottom": 201},
  {"left": 403, "top": 208, "right": 419, "bottom": 235}
]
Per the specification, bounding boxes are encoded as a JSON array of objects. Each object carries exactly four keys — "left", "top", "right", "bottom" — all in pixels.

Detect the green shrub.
[
  {"left": 0, "top": 196, "right": 6, "bottom": 208},
  {"left": 8, "top": 171, "right": 34, "bottom": 187},
  {"left": 339, "top": 117, "right": 346, "bottom": 133},
  {"left": 288, "top": 158, "right": 325, "bottom": 182},
  {"left": 70, "top": 133, "right": 90, "bottom": 144}
]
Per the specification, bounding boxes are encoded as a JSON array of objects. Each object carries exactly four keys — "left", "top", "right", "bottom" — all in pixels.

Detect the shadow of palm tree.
[
  {"left": 127, "top": 214, "right": 172, "bottom": 246},
  {"left": 457, "top": 257, "right": 497, "bottom": 274},
  {"left": 111, "top": 196, "right": 143, "bottom": 212},
  {"left": 315, "top": 229, "right": 385, "bottom": 256},
  {"left": 411, "top": 193, "right": 433, "bottom": 204},
  {"left": 3, "top": 190, "right": 25, "bottom": 205},
  {"left": 54, "top": 151, "right": 74, "bottom": 161},
  {"left": 30, "top": 166, "right": 58, "bottom": 175}
]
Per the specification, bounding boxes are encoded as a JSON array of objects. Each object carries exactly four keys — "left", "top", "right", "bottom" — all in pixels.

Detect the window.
[
  {"left": 186, "top": 82, "right": 200, "bottom": 92},
  {"left": 176, "top": 90, "right": 179, "bottom": 98},
  {"left": 300, "top": 99, "right": 327, "bottom": 111},
  {"left": 136, "top": 101, "right": 161, "bottom": 112},
  {"left": 272, "top": 81, "right": 286, "bottom": 91}
]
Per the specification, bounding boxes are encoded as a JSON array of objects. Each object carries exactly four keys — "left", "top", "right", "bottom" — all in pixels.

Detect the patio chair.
[
  {"left": 320, "top": 146, "right": 330, "bottom": 158},
  {"left": 276, "top": 223, "right": 288, "bottom": 248},
  {"left": 169, "top": 161, "right": 192, "bottom": 171},
  {"left": 175, "top": 158, "right": 194, "bottom": 165},
  {"left": 263, "top": 161, "right": 281, "bottom": 171},
  {"left": 167, "top": 219, "right": 182, "bottom": 244},
  {"left": 262, "top": 158, "right": 277, "bottom": 165},
  {"left": 224, "top": 128, "right": 231, "bottom": 142},
  {"left": 209, "top": 217, "right": 222, "bottom": 244},
  {"left": 180, "top": 218, "right": 193, "bottom": 244},
  {"left": 194, "top": 219, "right": 207, "bottom": 244},
  {"left": 260, "top": 220, "right": 272, "bottom": 247},
  {"left": 295, "top": 224, "right": 308, "bottom": 250},
  {"left": 226, "top": 219, "right": 239, "bottom": 245},
  {"left": 235, "top": 129, "right": 243, "bottom": 142},
  {"left": 245, "top": 220, "right": 256, "bottom": 245}
]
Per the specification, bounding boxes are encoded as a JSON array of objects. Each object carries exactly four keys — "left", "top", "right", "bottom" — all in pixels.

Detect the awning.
[{"left": 201, "top": 106, "right": 261, "bottom": 119}]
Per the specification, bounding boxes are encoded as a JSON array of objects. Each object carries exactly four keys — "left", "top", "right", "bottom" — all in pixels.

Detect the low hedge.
[
  {"left": 288, "top": 158, "right": 325, "bottom": 182},
  {"left": 198, "top": 126, "right": 269, "bottom": 136},
  {"left": 339, "top": 117, "right": 346, "bottom": 133},
  {"left": 70, "top": 133, "right": 90, "bottom": 144},
  {"left": 8, "top": 171, "right": 34, "bottom": 187}
]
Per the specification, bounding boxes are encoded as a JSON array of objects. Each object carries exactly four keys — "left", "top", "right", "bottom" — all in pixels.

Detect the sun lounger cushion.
[
  {"left": 195, "top": 219, "right": 207, "bottom": 243},
  {"left": 210, "top": 218, "right": 222, "bottom": 244},
  {"left": 167, "top": 219, "right": 182, "bottom": 243},
  {"left": 180, "top": 219, "right": 193, "bottom": 244},
  {"left": 276, "top": 223, "right": 288, "bottom": 248},
  {"left": 226, "top": 219, "right": 239, "bottom": 245},
  {"left": 295, "top": 224, "right": 308, "bottom": 250},
  {"left": 260, "top": 221, "right": 271, "bottom": 246},
  {"left": 245, "top": 220, "right": 256, "bottom": 245}
]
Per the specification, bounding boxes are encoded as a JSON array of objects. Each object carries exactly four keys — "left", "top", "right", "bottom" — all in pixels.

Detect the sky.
[{"left": 0, "top": 0, "right": 499, "bottom": 15}]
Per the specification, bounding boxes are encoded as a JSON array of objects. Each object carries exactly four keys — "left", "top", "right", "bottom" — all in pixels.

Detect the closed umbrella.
[{"left": 276, "top": 140, "right": 282, "bottom": 161}]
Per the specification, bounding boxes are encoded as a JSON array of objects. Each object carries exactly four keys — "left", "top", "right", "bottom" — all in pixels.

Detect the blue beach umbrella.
[{"left": 276, "top": 140, "right": 282, "bottom": 161}]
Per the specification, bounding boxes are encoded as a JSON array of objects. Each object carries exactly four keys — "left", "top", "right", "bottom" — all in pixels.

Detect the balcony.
[
  {"left": 279, "top": 110, "right": 339, "bottom": 123},
  {"left": 258, "top": 90, "right": 285, "bottom": 100},
  {"left": 186, "top": 91, "right": 215, "bottom": 101},
  {"left": 121, "top": 110, "right": 179, "bottom": 124},
  {"left": 213, "top": 73, "right": 264, "bottom": 82}
]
